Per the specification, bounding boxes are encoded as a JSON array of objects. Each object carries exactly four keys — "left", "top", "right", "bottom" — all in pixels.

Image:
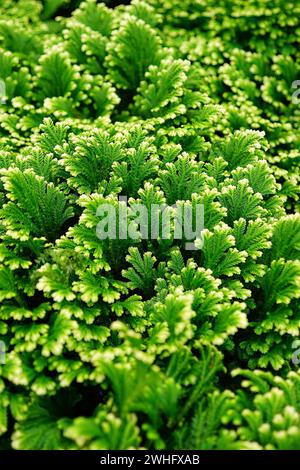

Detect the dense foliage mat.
[{"left": 0, "top": 0, "right": 299, "bottom": 450}]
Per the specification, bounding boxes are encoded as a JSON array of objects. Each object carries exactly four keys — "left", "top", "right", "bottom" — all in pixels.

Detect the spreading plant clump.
[{"left": 0, "top": 0, "right": 299, "bottom": 450}]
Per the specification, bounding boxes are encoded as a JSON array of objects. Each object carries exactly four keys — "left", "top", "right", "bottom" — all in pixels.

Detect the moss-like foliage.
[{"left": 0, "top": 0, "right": 299, "bottom": 450}]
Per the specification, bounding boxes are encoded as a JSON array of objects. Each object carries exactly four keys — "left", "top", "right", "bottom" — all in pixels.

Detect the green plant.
[{"left": 0, "top": 0, "right": 299, "bottom": 451}]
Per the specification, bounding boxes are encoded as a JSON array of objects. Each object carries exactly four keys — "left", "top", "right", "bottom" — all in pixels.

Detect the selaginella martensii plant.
[{"left": 0, "top": 0, "right": 299, "bottom": 450}]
